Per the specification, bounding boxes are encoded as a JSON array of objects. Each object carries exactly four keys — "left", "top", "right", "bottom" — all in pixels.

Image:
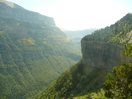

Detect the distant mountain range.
[
  {"left": 37, "top": 13, "right": 132, "bottom": 99},
  {"left": 0, "top": 0, "right": 81, "bottom": 99},
  {"left": 64, "top": 29, "right": 96, "bottom": 48}
]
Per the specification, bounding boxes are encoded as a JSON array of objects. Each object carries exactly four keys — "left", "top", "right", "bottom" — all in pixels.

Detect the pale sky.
[{"left": 8, "top": 0, "right": 132, "bottom": 30}]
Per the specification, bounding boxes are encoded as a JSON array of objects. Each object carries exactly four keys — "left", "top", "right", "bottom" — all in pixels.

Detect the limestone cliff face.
[
  {"left": 80, "top": 13, "right": 132, "bottom": 72},
  {"left": 81, "top": 40, "right": 123, "bottom": 71}
]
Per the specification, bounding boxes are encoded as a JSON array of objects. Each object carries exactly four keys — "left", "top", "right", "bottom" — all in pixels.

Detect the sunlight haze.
[{"left": 8, "top": 0, "right": 132, "bottom": 30}]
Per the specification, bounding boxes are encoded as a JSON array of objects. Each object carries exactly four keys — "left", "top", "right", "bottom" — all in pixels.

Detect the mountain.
[
  {"left": 36, "top": 13, "right": 132, "bottom": 99},
  {"left": 0, "top": 0, "right": 81, "bottom": 99}
]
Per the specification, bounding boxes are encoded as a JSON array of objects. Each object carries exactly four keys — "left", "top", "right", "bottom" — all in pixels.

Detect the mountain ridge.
[
  {"left": 0, "top": 0, "right": 15, "bottom": 8},
  {"left": 0, "top": 1, "right": 81, "bottom": 99},
  {"left": 0, "top": 0, "right": 55, "bottom": 27}
]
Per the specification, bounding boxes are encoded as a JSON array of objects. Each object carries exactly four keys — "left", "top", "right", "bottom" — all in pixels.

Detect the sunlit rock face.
[{"left": 81, "top": 40, "right": 123, "bottom": 71}]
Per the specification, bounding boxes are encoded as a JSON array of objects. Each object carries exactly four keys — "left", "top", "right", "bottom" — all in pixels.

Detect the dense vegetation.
[
  {"left": 0, "top": 1, "right": 81, "bottom": 99},
  {"left": 75, "top": 44, "right": 132, "bottom": 99},
  {"left": 83, "top": 13, "right": 132, "bottom": 44},
  {"left": 36, "top": 62, "right": 106, "bottom": 99},
  {"left": 36, "top": 13, "right": 132, "bottom": 99},
  {"left": 104, "top": 44, "right": 132, "bottom": 99}
]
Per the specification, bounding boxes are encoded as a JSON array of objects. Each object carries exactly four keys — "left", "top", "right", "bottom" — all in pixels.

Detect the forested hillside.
[
  {"left": 0, "top": 0, "right": 81, "bottom": 99},
  {"left": 37, "top": 13, "right": 132, "bottom": 99}
]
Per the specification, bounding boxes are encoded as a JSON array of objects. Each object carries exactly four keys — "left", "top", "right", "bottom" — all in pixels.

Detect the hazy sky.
[{"left": 8, "top": 0, "right": 132, "bottom": 30}]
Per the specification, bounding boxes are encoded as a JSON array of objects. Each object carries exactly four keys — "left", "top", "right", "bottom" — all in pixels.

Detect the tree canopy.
[{"left": 104, "top": 44, "right": 132, "bottom": 99}]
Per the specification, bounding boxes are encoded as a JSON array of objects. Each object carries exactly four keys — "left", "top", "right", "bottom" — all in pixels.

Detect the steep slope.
[
  {"left": 37, "top": 13, "right": 132, "bottom": 99},
  {"left": 0, "top": 0, "right": 81, "bottom": 99}
]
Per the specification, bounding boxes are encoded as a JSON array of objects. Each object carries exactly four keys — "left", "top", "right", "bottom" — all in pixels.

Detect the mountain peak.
[
  {"left": 0, "top": 0, "right": 15, "bottom": 8},
  {"left": 126, "top": 13, "right": 132, "bottom": 15},
  {"left": 119, "top": 13, "right": 132, "bottom": 22},
  {"left": 124, "top": 13, "right": 132, "bottom": 18}
]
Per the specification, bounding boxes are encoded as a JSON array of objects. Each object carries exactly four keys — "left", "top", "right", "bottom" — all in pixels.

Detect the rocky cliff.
[{"left": 81, "top": 40, "right": 123, "bottom": 71}]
